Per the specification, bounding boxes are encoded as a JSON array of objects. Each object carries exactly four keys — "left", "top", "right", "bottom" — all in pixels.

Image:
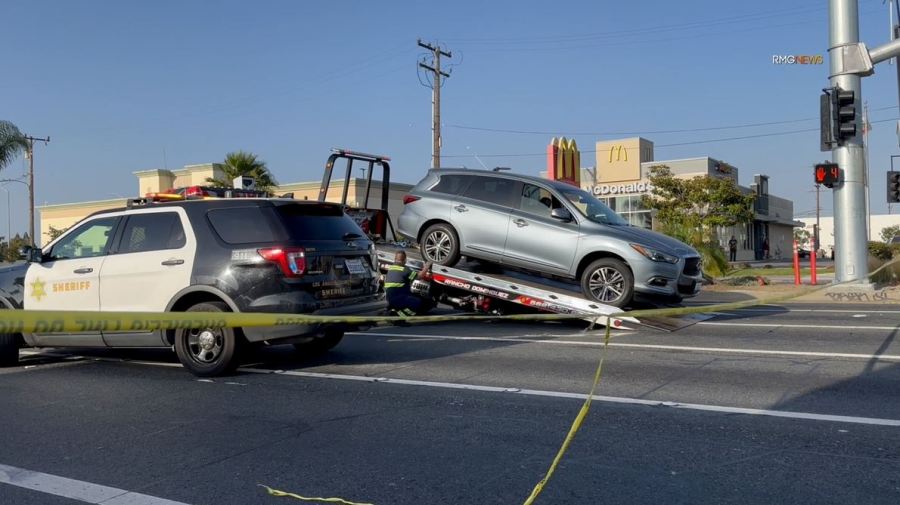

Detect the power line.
[
  {"left": 440, "top": 117, "right": 900, "bottom": 159},
  {"left": 440, "top": 2, "right": 824, "bottom": 44},
  {"left": 446, "top": 106, "right": 899, "bottom": 137}
]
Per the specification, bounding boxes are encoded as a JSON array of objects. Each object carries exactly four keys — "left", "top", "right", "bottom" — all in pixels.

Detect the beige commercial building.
[
  {"left": 797, "top": 214, "right": 900, "bottom": 253},
  {"left": 38, "top": 163, "right": 412, "bottom": 246},
  {"left": 580, "top": 137, "right": 800, "bottom": 262}
]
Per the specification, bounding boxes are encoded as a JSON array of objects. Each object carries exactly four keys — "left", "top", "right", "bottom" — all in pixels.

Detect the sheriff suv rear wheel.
[
  {"left": 580, "top": 258, "right": 634, "bottom": 308},
  {"left": 174, "top": 301, "right": 241, "bottom": 377}
]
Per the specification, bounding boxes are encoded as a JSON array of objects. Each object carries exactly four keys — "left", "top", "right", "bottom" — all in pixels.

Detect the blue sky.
[{"left": 2, "top": 0, "right": 898, "bottom": 237}]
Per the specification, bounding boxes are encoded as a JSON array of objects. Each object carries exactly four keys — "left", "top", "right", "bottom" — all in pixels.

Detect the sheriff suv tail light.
[
  {"left": 258, "top": 247, "right": 306, "bottom": 277},
  {"left": 402, "top": 194, "right": 420, "bottom": 205}
]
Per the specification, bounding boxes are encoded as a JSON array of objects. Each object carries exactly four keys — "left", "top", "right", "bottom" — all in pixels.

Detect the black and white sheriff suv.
[{"left": 0, "top": 197, "right": 384, "bottom": 376}]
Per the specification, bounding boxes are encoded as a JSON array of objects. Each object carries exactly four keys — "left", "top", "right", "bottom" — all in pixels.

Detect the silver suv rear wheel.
[{"left": 420, "top": 223, "right": 461, "bottom": 266}]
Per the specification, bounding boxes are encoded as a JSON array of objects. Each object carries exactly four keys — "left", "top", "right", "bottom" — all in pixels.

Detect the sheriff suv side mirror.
[{"left": 19, "top": 246, "right": 43, "bottom": 263}]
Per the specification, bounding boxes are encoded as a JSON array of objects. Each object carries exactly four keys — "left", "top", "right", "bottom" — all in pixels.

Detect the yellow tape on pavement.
[{"left": 260, "top": 485, "right": 374, "bottom": 505}]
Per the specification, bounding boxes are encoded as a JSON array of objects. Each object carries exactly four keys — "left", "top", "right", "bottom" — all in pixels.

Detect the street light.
[{"left": 0, "top": 178, "right": 31, "bottom": 245}]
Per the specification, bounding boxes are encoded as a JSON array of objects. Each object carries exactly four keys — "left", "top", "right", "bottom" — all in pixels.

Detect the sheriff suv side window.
[
  {"left": 47, "top": 217, "right": 118, "bottom": 261},
  {"left": 118, "top": 212, "right": 186, "bottom": 253}
]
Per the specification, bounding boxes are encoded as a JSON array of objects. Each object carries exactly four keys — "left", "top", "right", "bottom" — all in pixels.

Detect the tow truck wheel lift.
[{"left": 317, "top": 148, "right": 652, "bottom": 330}]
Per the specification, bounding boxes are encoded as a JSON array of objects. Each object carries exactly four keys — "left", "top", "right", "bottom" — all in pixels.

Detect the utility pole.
[
  {"left": 24, "top": 135, "right": 50, "bottom": 246},
  {"left": 418, "top": 39, "right": 451, "bottom": 169}
]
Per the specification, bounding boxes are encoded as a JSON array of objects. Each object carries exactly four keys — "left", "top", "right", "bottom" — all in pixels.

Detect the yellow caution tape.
[
  {"left": 0, "top": 309, "right": 627, "bottom": 335},
  {"left": 3, "top": 259, "right": 897, "bottom": 334},
  {"left": 522, "top": 316, "right": 613, "bottom": 505},
  {"left": 260, "top": 485, "right": 374, "bottom": 505}
]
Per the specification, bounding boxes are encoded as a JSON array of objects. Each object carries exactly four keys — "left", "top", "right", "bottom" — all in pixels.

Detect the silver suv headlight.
[{"left": 630, "top": 244, "right": 679, "bottom": 264}]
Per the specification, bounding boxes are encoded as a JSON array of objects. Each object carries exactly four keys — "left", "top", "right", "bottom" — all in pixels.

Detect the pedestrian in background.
[{"left": 728, "top": 235, "right": 738, "bottom": 262}]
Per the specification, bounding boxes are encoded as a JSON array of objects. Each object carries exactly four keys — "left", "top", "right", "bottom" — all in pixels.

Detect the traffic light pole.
[{"left": 829, "top": 0, "right": 869, "bottom": 284}]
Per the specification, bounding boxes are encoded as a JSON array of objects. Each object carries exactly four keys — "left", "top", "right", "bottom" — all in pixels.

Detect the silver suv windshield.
[{"left": 558, "top": 187, "right": 629, "bottom": 226}]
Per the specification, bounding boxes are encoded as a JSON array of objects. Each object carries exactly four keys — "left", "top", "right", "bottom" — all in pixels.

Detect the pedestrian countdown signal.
[{"left": 814, "top": 162, "right": 840, "bottom": 188}]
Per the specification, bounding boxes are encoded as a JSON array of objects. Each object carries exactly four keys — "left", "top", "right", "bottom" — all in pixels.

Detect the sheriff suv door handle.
[
  {"left": 73, "top": 267, "right": 94, "bottom": 274},
  {"left": 161, "top": 259, "right": 185, "bottom": 266},
  {"left": 454, "top": 205, "right": 468, "bottom": 212},
  {"left": 513, "top": 219, "right": 528, "bottom": 227}
]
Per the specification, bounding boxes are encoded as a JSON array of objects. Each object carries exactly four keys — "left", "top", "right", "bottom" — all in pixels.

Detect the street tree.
[
  {"left": 206, "top": 151, "right": 277, "bottom": 192},
  {"left": 880, "top": 224, "right": 900, "bottom": 243},
  {"left": 47, "top": 225, "right": 69, "bottom": 242},
  {"left": 793, "top": 228, "right": 811, "bottom": 249},
  {"left": 641, "top": 164, "right": 755, "bottom": 276},
  {"left": 0, "top": 120, "right": 28, "bottom": 175}
]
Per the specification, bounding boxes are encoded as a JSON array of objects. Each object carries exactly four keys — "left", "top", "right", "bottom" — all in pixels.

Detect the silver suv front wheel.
[{"left": 580, "top": 258, "right": 634, "bottom": 308}]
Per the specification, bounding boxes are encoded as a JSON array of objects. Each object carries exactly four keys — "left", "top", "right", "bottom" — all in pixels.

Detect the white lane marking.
[
  {"left": 0, "top": 463, "right": 190, "bottom": 504},
  {"left": 698, "top": 322, "right": 899, "bottom": 330},
  {"left": 350, "top": 332, "right": 900, "bottom": 361},
  {"left": 732, "top": 308, "right": 900, "bottom": 314},
  {"left": 236, "top": 367, "right": 900, "bottom": 427}
]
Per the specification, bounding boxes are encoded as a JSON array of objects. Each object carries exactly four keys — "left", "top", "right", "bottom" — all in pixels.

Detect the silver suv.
[{"left": 398, "top": 169, "right": 702, "bottom": 307}]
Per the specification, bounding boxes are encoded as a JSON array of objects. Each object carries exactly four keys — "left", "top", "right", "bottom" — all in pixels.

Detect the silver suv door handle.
[
  {"left": 73, "top": 267, "right": 93, "bottom": 274},
  {"left": 161, "top": 259, "right": 185, "bottom": 266},
  {"left": 513, "top": 219, "right": 528, "bottom": 227},
  {"left": 454, "top": 205, "right": 468, "bottom": 213}
]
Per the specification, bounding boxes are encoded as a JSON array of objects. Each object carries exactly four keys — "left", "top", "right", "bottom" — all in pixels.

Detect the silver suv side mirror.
[{"left": 550, "top": 208, "right": 573, "bottom": 222}]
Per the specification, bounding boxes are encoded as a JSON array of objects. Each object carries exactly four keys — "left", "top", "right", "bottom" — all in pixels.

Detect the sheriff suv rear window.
[
  {"left": 276, "top": 204, "right": 365, "bottom": 240},
  {"left": 207, "top": 207, "right": 279, "bottom": 244}
]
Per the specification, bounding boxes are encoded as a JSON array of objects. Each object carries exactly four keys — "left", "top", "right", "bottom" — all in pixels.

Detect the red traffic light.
[{"left": 814, "top": 163, "right": 840, "bottom": 188}]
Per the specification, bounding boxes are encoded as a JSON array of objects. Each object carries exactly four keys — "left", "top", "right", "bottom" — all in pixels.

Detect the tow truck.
[{"left": 318, "top": 148, "right": 646, "bottom": 329}]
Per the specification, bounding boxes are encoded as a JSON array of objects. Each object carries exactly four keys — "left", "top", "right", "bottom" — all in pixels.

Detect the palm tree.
[
  {"left": 0, "top": 121, "right": 28, "bottom": 174},
  {"left": 206, "top": 151, "right": 278, "bottom": 193}
]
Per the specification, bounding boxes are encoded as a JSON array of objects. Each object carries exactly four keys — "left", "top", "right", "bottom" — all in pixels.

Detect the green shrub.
[{"left": 868, "top": 241, "right": 893, "bottom": 261}]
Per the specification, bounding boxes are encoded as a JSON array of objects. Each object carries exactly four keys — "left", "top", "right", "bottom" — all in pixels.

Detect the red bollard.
[
  {"left": 792, "top": 240, "right": 801, "bottom": 285},
  {"left": 809, "top": 238, "right": 817, "bottom": 285}
]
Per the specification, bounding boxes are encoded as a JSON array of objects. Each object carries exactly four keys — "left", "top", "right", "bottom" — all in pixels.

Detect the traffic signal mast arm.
[{"left": 833, "top": 37, "right": 900, "bottom": 77}]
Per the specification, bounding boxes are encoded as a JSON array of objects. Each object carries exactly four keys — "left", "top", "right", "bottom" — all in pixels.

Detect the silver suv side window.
[
  {"left": 430, "top": 174, "right": 470, "bottom": 195},
  {"left": 460, "top": 176, "right": 516, "bottom": 207},
  {"left": 520, "top": 184, "right": 562, "bottom": 217}
]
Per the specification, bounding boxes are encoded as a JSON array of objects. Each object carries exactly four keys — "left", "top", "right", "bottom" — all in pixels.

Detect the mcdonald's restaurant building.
[{"left": 573, "top": 137, "right": 801, "bottom": 262}]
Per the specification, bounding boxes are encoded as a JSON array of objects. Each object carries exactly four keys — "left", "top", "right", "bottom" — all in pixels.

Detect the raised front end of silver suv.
[{"left": 398, "top": 169, "right": 702, "bottom": 307}]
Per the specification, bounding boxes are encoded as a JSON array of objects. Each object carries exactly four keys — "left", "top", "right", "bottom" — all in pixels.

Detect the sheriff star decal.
[{"left": 30, "top": 278, "right": 47, "bottom": 302}]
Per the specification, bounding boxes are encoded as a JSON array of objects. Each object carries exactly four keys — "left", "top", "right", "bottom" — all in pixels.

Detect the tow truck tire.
[
  {"left": 174, "top": 302, "right": 241, "bottom": 377},
  {"left": 292, "top": 329, "right": 344, "bottom": 356},
  {"left": 420, "top": 223, "right": 461, "bottom": 267},
  {"left": 0, "top": 332, "right": 18, "bottom": 367},
  {"left": 580, "top": 258, "right": 634, "bottom": 308}
]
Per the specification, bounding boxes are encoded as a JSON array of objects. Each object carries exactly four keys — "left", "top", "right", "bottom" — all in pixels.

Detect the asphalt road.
[{"left": 1, "top": 302, "right": 899, "bottom": 505}]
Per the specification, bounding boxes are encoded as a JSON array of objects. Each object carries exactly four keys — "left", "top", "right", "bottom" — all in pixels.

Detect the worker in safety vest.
[{"left": 384, "top": 251, "right": 434, "bottom": 317}]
